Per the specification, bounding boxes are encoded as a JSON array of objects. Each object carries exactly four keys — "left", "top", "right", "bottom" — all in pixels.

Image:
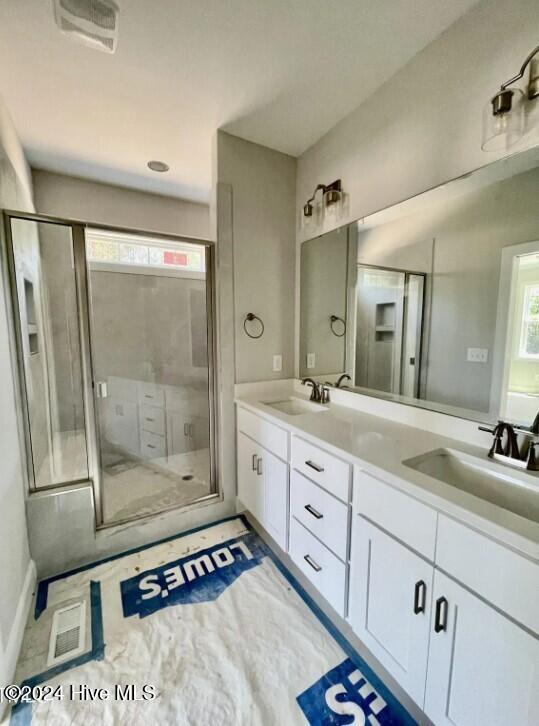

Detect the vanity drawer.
[
  {"left": 290, "top": 470, "right": 349, "bottom": 561},
  {"left": 138, "top": 383, "right": 165, "bottom": 407},
  {"left": 291, "top": 436, "right": 350, "bottom": 503},
  {"left": 289, "top": 517, "right": 347, "bottom": 617},
  {"left": 237, "top": 406, "right": 288, "bottom": 461},
  {"left": 354, "top": 469, "right": 437, "bottom": 560},
  {"left": 436, "top": 515, "right": 539, "bottom": 634},
  {"left": 139, "top": 404, "right": 166, "bottom": 436},
  {"left": 140, "top": 430, "right": 166, "bottom": 458}
]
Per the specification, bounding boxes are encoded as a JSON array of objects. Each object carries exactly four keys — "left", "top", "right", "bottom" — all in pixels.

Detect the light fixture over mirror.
[
  {"left": 482, "top": 45, "right": 539, "bottom": 151},
  {"left": 302, "top": 179, "right": 344, "bottom": 230}
]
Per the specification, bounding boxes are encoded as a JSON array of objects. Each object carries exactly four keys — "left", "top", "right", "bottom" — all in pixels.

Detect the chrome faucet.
[
  {"left": 335, "top": 373, "right": 351, "bottom": 388},
  {"left": 301, "top": 378, "right": 330, "bottom": 404},
  {"left": 479, "top": 419, "right": 539, "bottom": 471},
  {"left": 301, "top": 377, "right": 321, "bottom": 401}
]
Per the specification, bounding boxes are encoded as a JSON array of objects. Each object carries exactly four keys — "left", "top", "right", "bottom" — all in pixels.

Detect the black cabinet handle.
[
  {"left": 304, "top": 554, "right": 322, "bottom": 572},
  {"left": 305, "top": 460, "right": 324, "bottom": 473},
  {"left": 434, "top": 596, "right": 448, "bottom": 632},
  {"left": 256, "top": 457, "right": 263, "bottom": 476},
  {"left": 304, "top": 504, "right": 323, "bottom": 520},
  {"left": 413, "top": 580, "right": 426, "bottom": 614},
  {"left": 252, "top": 454, "right": 258, "bottom": 471}
]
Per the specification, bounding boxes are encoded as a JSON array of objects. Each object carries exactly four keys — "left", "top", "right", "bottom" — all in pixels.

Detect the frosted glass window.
[{"left": 87, "top": 231, "right": 205, "bottom": 273}]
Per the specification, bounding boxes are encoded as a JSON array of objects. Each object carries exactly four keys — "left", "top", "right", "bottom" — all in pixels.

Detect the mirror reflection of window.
[{"left": 502, "top": 251, "right": 539, "bottom": 425}]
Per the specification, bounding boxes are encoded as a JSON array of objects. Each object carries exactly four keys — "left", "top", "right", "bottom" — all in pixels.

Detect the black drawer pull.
[
  {"left": 147, "top": 444, "right": 156, "bottom": 450},
  {"left": 304, "top": 554, "right": 322, "bottom": 572},
  {"left": 305, "top": 460, "right": 324, "bottom": 473},
  {"left": 304, "top": 504, "right": 323, "bottom": 520},
  {"left": 252, "top": 454, "right": 258, "bottom": 471},
  {"left": 413, "top": 580, "right": 426, "bottom": 614},
  {"left": 434, "top": 596, "right": 448, "bottom": 632},
  {"left": 146, "top": 417, "right": 154, "bottom": 422}
]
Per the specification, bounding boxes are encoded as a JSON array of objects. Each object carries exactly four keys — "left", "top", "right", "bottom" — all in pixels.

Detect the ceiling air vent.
[
  {"left": 53, "top": 0, "right": 119, "bottom": 54},
  {"left": 47, "top": 601, "right": 87, "bottom": 666}
]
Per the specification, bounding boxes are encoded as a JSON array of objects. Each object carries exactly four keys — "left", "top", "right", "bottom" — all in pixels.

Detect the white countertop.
[{"left": 235, "top": 387, "right": 539, "bottom": 561}]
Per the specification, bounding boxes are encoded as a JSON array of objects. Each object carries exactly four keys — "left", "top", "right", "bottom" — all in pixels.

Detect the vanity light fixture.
[
  {"left": 482, "top": 44, "right": 539, "bottom": 151},
  {"left": 302, "top": 179, "right": 343, "bottom": 229}
]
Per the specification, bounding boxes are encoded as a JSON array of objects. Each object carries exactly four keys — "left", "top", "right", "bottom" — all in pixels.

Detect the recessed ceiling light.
[{"left": 147, "top": 160, "right": 169, "bottom": 173}]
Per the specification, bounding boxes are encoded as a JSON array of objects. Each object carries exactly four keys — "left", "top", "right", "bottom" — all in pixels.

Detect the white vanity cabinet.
[
  {"left": 236, "top": 408, "right": 289, "bottom": 550},
  {"left": 425, "top": 569, "right": 539, "bottom": 726},
  {"left": 235, "top": 401, "right": 539, "bottom": 725},
  {"left": 349, "top": 517, "right": 434, "bottom": 705},
  {"left": 288, "top": 436, "right": 351, "bottom": 618},
  {"left": 350, "top": 468, "right": 539, "bottom": 721}
]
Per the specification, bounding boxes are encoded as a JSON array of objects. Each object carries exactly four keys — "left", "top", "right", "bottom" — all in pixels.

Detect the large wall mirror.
[{"left": 299, "top": 146, "right": 539, "bottom": 426}]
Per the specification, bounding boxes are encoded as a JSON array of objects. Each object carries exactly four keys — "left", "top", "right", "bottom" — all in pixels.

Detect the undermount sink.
[
  {"left": 404, "top": 448, "right": 539, "bottom": 523},
  {"left": 263, "top": 397, "right": 328, "bottom": 416}
]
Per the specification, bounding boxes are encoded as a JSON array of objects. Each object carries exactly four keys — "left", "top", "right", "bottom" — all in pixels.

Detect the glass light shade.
[
  {"left": 322, "top": 188, "right": 343, "bottom": 226},
  {"left": 301, "top": 199, "right": 323, "bottom": 230},
  {"left": 481, "top": 89, "right": 524, "bottom": 151},
  {"left": 523, "top": 95, "right": 539, "bottom": 144}
]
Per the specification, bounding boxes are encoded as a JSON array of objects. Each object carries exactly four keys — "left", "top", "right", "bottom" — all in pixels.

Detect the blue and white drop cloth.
[{"left": 8, "top": 516, "right": 415, "bottom": 725}]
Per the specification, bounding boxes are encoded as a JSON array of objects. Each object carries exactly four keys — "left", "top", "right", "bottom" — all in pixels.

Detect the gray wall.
[
  {"left": 0, "top": 95, "right": 33, "bottom": 692},
  {"left": 355, "top": 166, "right": 539, "bottom": 413},
  {"left": 89, "top": 270, "right": 207, "bottom": 387},
  {"left": 296, "top": 0, "right": 539, "bottom": 244},
  {"left": 300, "top": 227, "right": 348, "bottom": 377},
  {"left": 216, "top": 132, "right": 296, "bottom": 383},
  {"left": 32, "top": 170, "right": 210, "bottom": 240}
]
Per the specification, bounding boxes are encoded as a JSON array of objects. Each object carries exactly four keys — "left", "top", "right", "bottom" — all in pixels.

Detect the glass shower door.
[
  {"left": 6, "top": 216, "right": 90, "bottom": 488},
  {"left": 84, "top": 228, "right": 215, "bottom": 525}
]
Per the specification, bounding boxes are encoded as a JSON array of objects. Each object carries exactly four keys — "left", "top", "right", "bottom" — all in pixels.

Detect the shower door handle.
[{"left": 95, "top": 381, "right": 108, "bottom": 399}]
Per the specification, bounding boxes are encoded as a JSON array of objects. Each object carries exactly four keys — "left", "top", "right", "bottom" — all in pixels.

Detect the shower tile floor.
[{"left": 103, "top": 448, "right": 211, "bottom": 523}]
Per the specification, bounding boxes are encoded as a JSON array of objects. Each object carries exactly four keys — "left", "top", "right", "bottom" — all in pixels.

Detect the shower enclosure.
[{"left": 3, "top": 211, "right": 218, "bottom": 527}]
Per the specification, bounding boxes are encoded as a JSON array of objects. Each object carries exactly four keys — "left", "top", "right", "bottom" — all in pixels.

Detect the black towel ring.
[
  {"left": 244, "top": 313, "right": 265, "bottom": 339},
  {"left": 330, "top": 315, "right": 346, "bottom": 337}
]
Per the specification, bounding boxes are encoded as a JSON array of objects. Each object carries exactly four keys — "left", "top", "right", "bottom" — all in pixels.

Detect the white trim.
[{"left": 0, "top": 559, "right": 36, "bottom": 716}]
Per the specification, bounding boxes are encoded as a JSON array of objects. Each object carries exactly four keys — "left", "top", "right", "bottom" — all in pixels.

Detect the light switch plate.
[
  {"left": 307, "top": 353, "right": 315, "bottom": 369},
  {"left": 467, "top": 347, "right": 488, "bottom": 363},
  {"left": 273, "top": 354, "right": 282, "bottom": 372}
]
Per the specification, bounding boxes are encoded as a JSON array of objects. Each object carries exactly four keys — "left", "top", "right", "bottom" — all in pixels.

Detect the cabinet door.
[
  {"left": 167, "top": 410, "right": 195, "bottom": 456},
  {"left": 349, "top": 516, "right": 433, "bottom": 706},
  {"left": 237, "top": 432, "right": 264, "bottom": 522},
  {"left": 262, "top": 449, "right": 288, "bottom": 551},
  {"left": 425, "top": 569, "right": 539, "bottom": 726}
]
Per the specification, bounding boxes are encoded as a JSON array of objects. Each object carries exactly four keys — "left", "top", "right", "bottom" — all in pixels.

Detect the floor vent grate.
[{"left": 47, "top": 601, "right": 86, "bottom": 666}]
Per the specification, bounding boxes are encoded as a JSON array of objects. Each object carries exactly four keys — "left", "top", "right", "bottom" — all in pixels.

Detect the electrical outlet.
[
  {"left": 467, "top": 347, "right": 488, "bottom": 363},
  {"left": 307, "top": 352, "right": 315, "bottom": 369},
  {"left": 273, "top": 354, "right": 282, "bottom": 372}
]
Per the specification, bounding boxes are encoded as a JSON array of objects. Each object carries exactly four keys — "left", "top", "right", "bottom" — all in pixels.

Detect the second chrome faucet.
[{"left": 301, "top": 378, "right": 330, "bottom": 404}]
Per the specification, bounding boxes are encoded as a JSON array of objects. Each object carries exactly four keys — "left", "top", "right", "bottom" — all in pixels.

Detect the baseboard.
[{"left": 0, "top": 558, "right": 36, "bottom": 715}]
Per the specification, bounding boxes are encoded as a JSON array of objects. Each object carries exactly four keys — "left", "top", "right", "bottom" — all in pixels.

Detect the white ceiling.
[{"left": 0, "top": 0, "right": 478, "bottom": 202}]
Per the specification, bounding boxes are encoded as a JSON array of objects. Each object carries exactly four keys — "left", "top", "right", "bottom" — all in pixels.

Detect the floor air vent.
[{"left": 47, "top": 601, "right": 86, "bottom": 666}]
